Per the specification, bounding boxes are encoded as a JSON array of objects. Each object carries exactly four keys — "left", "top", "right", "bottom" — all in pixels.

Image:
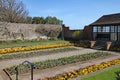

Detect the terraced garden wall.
[{"left": 0, "top": 22, "right": 62, "bottom": 40}]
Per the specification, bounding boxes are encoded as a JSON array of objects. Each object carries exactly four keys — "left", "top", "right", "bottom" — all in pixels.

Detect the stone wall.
[{"left": 0, "top": 22, "right": 62, "bottom": 40}]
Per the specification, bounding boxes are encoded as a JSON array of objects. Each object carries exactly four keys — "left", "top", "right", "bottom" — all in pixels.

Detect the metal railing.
[{"left": 15, "top": 60, "right": 35, "bottom": 80}]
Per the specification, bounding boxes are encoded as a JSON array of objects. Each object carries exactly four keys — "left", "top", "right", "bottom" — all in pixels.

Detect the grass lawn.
[
  {"left": 81, "top": 66, "right": 120, "bottom": 80},
  {"left": 0, "top": 40, "right": 67, "bottom": 48}
]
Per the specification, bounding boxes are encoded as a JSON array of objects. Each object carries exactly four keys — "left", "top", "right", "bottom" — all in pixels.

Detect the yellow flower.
[
  {"left": 57, "top": 76, "right": 65, "bottom": 80},
  {"left": 72, "top": 71, "right": 78, "bottom": 75},
  {"left": 0, "top": 43, "right": 73, "bottom": 54},
  {"left": 82, "top": 68, "right": 88, "bottom": 75}
]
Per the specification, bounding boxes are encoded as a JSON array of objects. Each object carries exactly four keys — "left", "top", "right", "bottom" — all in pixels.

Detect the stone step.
[{"left": 93, "top": 41, "right": 106, "bottom": 50}]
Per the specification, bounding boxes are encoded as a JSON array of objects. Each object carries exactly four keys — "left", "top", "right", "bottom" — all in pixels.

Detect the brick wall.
[{"left": 83, "top": 26, "right": 93, "bottom": 40}]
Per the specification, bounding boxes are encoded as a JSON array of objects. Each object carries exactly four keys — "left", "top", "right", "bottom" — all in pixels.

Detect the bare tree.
[{"left": 0, "top": 0, "right": 28, "bottom": 23}]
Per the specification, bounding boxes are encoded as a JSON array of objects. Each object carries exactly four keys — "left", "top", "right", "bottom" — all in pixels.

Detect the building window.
[
  {"left": 93, "top": 26, "right": 97, "bottom": 32},
  {"left": 98, "top": 26, "right": 101, "bottom": 32},
  {"left": 114, "top": 26, "right": 117, "bottom": 32},
  {"left": 93, "top": 26, "right": 110, "bottom": 32},
  {"left": 111, "top": 26, "right": 114, "bottom": 32},
  {"left": 118, "top": 26, "right": 120, "bottom": 32},
  {"left": 102, "top": 27, "right": 106, "bottom": 32},
  {"left": 106, "top": 26, "right": 110, "bottom": 32}
]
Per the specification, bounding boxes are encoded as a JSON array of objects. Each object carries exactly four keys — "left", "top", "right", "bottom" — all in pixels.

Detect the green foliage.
[
  {"left": 32, "top": 17, "right": 45, "bottom": 24},
  {"left": 6, "top": 52, "right": 110, "bottom": 75},
  {"left": 110, "top": 42, "right": 120, "bottom": 52},
  {"left": 32, "top": 16, "right": 62, "bottom": 25},
  {"left": 25, "top": 16, "right": 32, "bottom": 24},
  {"left": 74, "top": 41, "right": 90, "bottom": 48},
  {"left": 0, "top": 40, "right": 6, "bottom": 44},
  {"left": 32, "top": 16, "right": 63, "bottom": 25},
  {"left": 45, "top": 16, "right": 62, "bottom": 25},
  {"left": 116, "top": 71, "right": 120, "bottom": 80},
  {"left": 72, "top": 30, "right": 81, "bottom": 38},
  {"left": 0, "top": 40, "right": 67, "bottom": 48},
  {"left": 72, "top": 30, "right": 83, "bottom": 40}
]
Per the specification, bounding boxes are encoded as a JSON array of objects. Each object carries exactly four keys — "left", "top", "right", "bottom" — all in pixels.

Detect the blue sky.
[{"left": 22, "top": 0, "right": 120, "bottom": 29}]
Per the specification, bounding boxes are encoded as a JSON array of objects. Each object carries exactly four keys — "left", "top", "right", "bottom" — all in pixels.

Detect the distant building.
[
  {"left": 62, "top": 24, "right": 83, "bottom": 40},
  {"left": 84, "top": 13, "right": 120, "bottom": 41}
]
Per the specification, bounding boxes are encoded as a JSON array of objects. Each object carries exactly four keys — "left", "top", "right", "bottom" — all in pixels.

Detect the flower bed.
[
  {"left": 5, "top": 52, "right": 109, "bottom": 75},
  {"left": 0, "top": 47, "right": 77, "bottom": 60},
  {"left": 0, "top": 43, "right": 73, "bottom": 54},
  {"left": 39, "top": 58, "right": 120, "bottom": 80}
]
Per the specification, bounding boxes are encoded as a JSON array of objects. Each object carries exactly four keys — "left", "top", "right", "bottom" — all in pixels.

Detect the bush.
[
  {"left": 0, "top": 40, "right": 6, "bottom": 44},
  {"left": 110, "top": 42, "right": 120, "bottom": 51},
  {"left": 73, "top": 41, "right": 90, "bottom": 48}
]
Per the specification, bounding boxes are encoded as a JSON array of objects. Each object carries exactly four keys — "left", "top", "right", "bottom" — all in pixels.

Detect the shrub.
[
  {"left": 73, "top": 41, "right": 90, "bottom": 48},
  {"left": 110, "top": 42, "right": 120, "bottom": 51}
]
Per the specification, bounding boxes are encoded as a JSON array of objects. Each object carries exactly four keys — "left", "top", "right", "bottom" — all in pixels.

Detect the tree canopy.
[
  {"left": 0, "top": 0, "right": 63, "bottom": 25},
  {"left": 0, "top": 0, "right": 29, "bottom": 23},
  {"left": 32, "top": 16, "right": 63, "bottom": 25}
]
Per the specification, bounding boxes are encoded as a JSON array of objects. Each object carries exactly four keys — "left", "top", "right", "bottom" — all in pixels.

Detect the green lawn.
[
  {"left": 81, "top": 66, "right": 120, "bottom": 80},
  {"left": 0, "top": 40, "right": 67, "bottom": 48}
]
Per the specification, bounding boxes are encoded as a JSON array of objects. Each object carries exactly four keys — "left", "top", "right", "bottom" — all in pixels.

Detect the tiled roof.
[{"left": 89, "top": 13, "right": 120, "bottom": 26}]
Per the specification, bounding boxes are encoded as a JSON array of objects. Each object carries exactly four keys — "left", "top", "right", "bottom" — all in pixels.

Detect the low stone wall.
[{"left": 0, "top": 22, "right": 62, "bottom": 40}]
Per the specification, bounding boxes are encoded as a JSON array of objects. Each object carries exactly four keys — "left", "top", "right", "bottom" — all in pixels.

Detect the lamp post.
[{"left": 15, "top": 61, "right": 35, "bottom": 80}]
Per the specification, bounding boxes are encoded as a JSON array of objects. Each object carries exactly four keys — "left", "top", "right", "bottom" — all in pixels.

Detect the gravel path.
[
  {"left": 0, "top": 47, "right": 97, "bottom": 80},
  {"left": 18, "top": 55, "right": 120, "bottom": 80},
  {"left": 0, "top": 47, "right": 120, "bottom": 80},
  {"left": 0, "top": 47, "right": 97, "bottom": 69}
]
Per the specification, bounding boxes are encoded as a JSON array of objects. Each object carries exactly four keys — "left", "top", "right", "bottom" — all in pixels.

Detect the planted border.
[
  {"left": 6, "top": 52, "right": 110, "bottom": 75},
  {"left": 40, "top": 58, "right": 120, "bottom": 80},
  {"left": 0, "top": 43, "right": 73, "bottom": 54},
  {"left": 0, "top": 47, "right": 77, "bottom": 60}
]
